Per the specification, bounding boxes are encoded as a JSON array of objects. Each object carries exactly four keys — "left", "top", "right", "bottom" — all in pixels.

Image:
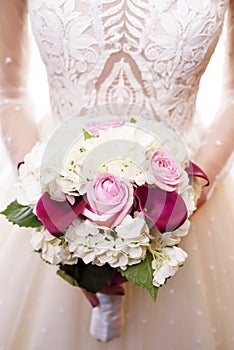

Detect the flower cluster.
[
  {"left": 15, "top": 117, "right": 208, "bottom": 292},
  {"left": 65, "top": 214, "right": 150, "bottom": 270}
]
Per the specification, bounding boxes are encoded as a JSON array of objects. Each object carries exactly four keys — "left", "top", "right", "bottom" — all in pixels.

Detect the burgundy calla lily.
[
  {"left": 185, "top": 161, "right": 209, "bottom": 186},
  {"left": 36, "top": 192, "right": 86, "bottom": 236},
  {"left": 134, "top": 185, "right": 188, "bottom": 233}
]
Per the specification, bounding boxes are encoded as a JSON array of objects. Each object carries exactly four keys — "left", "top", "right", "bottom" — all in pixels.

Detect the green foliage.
[
  {"left": 57, "top": 259, "right": 113, "bottom": 293},
  {"left": 82, "top": 128, "right": 93, "bottom": 140},
  {"left": 119, "top": 252, "right": 158, "bottom": 301},
  {"left": 0, "top": 200, "right": 42, "bottom": 228}
]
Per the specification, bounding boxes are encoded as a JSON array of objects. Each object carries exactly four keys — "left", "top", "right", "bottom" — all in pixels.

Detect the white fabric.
[{"left": 89, "top": 293, "right": 123, "bottom": 342}]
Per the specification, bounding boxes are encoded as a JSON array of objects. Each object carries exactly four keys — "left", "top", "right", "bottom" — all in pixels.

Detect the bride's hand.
[
  {"left": 82, "top": 271, "right": 127, "bottom": 307},
  {"left": 195, "top": 189, "right": 207, "bottom": 210}
]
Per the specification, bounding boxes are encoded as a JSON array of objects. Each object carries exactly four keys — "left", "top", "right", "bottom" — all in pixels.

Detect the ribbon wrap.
[{"left": 89, "top": 293, "right": 123, "bottom": 342}]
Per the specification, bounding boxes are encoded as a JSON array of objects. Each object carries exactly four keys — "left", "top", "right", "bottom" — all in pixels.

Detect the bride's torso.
[{"left": 28, "top": 0, "right": 227, "bottom": 135}]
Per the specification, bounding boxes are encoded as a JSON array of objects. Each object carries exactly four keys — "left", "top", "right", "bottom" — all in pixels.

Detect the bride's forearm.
[
  {"left": 0, "top": 1, "right": 39, "bottom": 167},
  {"left": 0, "top": 94, "right": 39, "bottom": 167},
  {"left": 194, "top": 101, "right": 234, "bottom": 199}
]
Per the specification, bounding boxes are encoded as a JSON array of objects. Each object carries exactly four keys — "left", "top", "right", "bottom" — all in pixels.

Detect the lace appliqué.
[{"left": 28, "top": 0, "right": 228, "bottom": 135}]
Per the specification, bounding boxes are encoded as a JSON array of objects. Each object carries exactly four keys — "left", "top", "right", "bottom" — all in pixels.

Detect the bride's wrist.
[{"left": 196, "top": 172, "right": 219, "bottom": 209}]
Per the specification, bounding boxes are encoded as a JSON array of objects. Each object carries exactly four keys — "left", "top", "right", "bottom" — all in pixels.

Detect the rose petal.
[
  {"left": 185, "top": 161, "right": 209, "bottom": 186},
  {"left": 134, "top": 185, "right": 188, "bottom": 233},
  {"left": 82, "top": 173, "right": 133, "bottom": 228},
  {"left": 86, "top": 119, "right": 125, "bottom": 136},
  {"left": 36, "top": 192, "right": 86, "bottom": 236}
]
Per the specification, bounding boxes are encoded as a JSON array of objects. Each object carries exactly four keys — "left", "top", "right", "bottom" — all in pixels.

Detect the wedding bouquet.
[{"left": 1, "top": 114, "right": 208, "bottom": 341}]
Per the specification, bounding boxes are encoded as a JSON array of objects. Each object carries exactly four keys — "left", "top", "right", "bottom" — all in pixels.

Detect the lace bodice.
[{"left": 28, "top": 0, "right": 227, "bottom": 134}]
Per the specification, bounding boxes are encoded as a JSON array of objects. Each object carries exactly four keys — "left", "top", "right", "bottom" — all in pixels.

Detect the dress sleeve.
[{"left": 0, "top": 0, "right": 38, "bottom": 166}]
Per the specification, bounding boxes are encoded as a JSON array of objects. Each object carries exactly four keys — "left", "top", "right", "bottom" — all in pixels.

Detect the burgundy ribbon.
[
  {"left": 36, "top": 192, "right": 86, "bottom": 236},
  {"left": 185, "top": 161, "right": 209, "bottom": 187},
  {"left": 134, "top": 185, "right": 188, "bottom": 233}
]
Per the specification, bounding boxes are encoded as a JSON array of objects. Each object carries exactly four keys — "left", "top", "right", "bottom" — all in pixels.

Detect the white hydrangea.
[
  {"left": 17, "top": 142, "right": 46, "bottom": 205},
  {"left": 152, "top": 246, "right": 188, "bottom": 287},
  {"left": 158, "top": 220, "right": 191, "bottom": 246},
  {"left": 59, "top": 120, "right": 190, "bottom": 195},
  {"left": 30, "top": 228, "right": 77, "bottom": 265},
  {"left": 17, "top": 140, "right": 66, "bottom": 205},
  {"left": 65, "top": 214, "right": 150, "bottom": 270},
  {"left": 40, "top": 165, "right": 66, "bottom": 202},
  {"left": 60, "top": 125, "right": 149, "bottom": 194},
  {"left": 180, "top": 183, "right": 196, "bottom": 216}
]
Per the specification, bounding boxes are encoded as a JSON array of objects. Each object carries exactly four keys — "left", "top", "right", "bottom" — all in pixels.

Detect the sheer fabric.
[
  {"left": 0, "top": 1, "right": 234, "bottom": 349},
  {"left": 0, "top": 0, "right": 38, "bottom": 165}
]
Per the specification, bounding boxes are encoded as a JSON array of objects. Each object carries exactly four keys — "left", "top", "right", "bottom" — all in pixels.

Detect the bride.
[{"left": 0, "top": 0, "right": 234, "bottom": 349}]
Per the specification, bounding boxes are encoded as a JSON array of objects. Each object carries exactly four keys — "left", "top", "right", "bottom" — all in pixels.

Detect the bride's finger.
[
  {"left": 195, "top": 190, "right": 207, "bottom": 210},
  {"left": 100, "top": 284, "right": 125, "bottom": 296},
  {"left": 82, "top": 279, "right": 125, "bottom": 308},
  {"left": 82, "top": 289, "right": 99, "bottom": 308},
  {"left": 109, "top": 271, "right": 128, "bottom": 286}
]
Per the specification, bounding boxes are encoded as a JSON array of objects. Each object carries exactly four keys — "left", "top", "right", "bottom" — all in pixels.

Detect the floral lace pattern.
[{"left": 28, "top": 0, "right": 228, "bottom": 134}]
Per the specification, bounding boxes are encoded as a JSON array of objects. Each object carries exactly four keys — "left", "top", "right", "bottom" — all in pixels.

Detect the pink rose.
[
  {"left": 82, "top": 173, "right": 133, "bottom": 228},
  {"left": 86, "top": 119, "right": 125, "bottom": 136},
  {"left": 149, "top": 148, "right": 183, "bottom": 191}
]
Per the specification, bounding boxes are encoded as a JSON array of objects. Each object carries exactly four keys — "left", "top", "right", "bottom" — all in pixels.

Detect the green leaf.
[
  {"left": 57, "top": 260, "right": 113, "bottom": 293},
  {"left": 82, "top": 128, "right": 93, "bottom": 140},
  {"left": 130, "top": 117, "right": 137, "bottom": 123},
  {"left": 118, "top": 252, "right": 158, "bottom": 301},
  {"left": 57, "top": 268, "right": 79, "bottom": 287},
  {"left": 78, "top": 262, "right": 113, "bottom": 293},
  {"left": 0, "top": 200, "right": 42, "bottom": 228}
]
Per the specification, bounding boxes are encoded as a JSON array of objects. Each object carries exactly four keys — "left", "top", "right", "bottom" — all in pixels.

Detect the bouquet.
[{"left": 1, "top": 114, "right": 208, "bottom": 342}]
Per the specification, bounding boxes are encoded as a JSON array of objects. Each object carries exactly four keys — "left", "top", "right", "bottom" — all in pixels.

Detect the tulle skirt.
[{"left": 0, "top": 137, "right": 234, "bottom": 350}]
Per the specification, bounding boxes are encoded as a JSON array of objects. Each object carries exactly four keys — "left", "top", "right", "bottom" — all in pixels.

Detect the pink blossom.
[
  {"left": 82, "top": 173, "right": 133, "bottom": 228},
  {"left": 149, "top": 148, "right": 182, "bottom": 191},
  {"left": 86, "top": 119, "right": 125, "bottom": 136}
]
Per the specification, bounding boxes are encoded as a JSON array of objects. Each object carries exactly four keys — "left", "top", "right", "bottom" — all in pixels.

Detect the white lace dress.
[{"left": 0, "top": 0, "right": 234, "bottom": 349}]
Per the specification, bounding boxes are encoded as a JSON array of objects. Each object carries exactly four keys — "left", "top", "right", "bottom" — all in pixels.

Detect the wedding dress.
[{"left": 0, "top": 0, "right": 234, "bottom": 349}]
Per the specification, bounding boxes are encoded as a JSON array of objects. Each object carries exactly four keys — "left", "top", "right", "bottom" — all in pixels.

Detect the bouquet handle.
[{"left": 89, "top": 292, "right": 124, "bottom": 342}]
